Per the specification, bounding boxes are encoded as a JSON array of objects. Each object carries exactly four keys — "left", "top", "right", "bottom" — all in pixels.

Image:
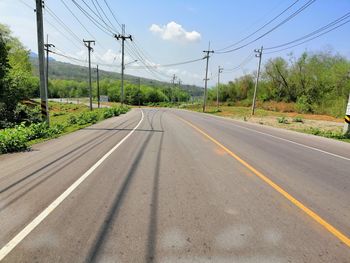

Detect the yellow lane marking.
[{"left": 176, "top": 115, "right": 350, "bottom": 248}]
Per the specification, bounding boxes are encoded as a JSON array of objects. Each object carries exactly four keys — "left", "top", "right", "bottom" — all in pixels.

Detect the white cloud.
[{"left": 149, "top": 21, "right": 201, "bottom": 43}]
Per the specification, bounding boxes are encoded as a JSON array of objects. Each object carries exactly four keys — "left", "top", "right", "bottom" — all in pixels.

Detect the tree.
[{"left": 0, "top": 24, "right": 37, "bottom": 127}]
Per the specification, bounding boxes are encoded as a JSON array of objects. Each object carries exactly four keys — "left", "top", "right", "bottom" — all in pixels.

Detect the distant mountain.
[
  {"left": 30, "top": 58, "right": 203, "bottom": 96},
  {"left": 30, "top": 51, "right": 55, "bottom": 61}
]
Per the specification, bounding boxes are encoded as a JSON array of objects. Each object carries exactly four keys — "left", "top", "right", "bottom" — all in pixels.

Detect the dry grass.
[{"left": 181, "top": 103, "right": 349, "bottom": 142}]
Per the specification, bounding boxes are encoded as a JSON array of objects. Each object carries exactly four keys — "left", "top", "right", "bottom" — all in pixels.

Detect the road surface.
[{"left": 0, "top": 108, "right": 349, "bottom": 262}]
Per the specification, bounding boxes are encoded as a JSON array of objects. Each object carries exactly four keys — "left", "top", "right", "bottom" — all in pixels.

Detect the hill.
[{"left": 30, "top": 57, "right": 203, "bottom": 97}]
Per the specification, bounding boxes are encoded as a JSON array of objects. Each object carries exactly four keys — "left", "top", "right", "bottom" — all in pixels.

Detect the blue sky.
[{"left": 0, "top": 0, "right": 349, "bottom": 87}]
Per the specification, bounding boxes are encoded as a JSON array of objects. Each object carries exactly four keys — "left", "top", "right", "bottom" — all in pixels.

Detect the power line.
[
  {"left": 44, "top": 17, "right": 82, "bottom": 50},
  {"left": 92, "top": 0, "right": 120, "bottom": 33},
  {"left": 102, "top": 0, "right": 123, "bottom": 30},
  {"left": 215, "top": 0, "right": 316, "bottom": 54},
  {"left": 45, "top": 5, "right": 82, "bottom": 45},
  {"left": 265, "top": 12, "right": 350, "bottom": 50},
  {"left": 264, "top": 18, "right": 350, "bottom": 54},
  {"left": 222, "top": 53, "right": 255, "bottom": 73},
  {"left": 216, "top": 0, "right": 300, "bottom": 52},
  {"left": 18, "top": 0, "right": 34, "bottom": 10},
  {"left": 59, "top": 0, "right": 95, "bottom": 40},
  {"left": 71, "top": 0, "right": 114, "bottom": 36},
  {"left": 80, "top": 0, "right": 117, "bottom": 33},
  {"left": 130, "top": 57, "right": 205, "bottom": 69}
]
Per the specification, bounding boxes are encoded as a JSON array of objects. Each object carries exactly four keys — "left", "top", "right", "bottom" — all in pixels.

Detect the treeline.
[
  {"left": 209, "top": 51, "right": 350, "bottom": 117},
  {"left": 0, "top": 23, "right": 190, "bottom": 128},
  {"left": 0, "top": 24, "right": 40, "bottom": 128},
  {"left": 48, "top": 78, "right": 190, "bottom": 105}
]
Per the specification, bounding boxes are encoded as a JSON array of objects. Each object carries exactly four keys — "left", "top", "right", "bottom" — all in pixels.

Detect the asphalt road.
[{"left": 0, "top": 108, "right": 349, "bottom": 262}]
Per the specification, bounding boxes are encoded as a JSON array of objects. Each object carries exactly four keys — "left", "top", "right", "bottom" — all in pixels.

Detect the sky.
[{"left": 0, "top": 0, "right": 349, "bottom": 87}]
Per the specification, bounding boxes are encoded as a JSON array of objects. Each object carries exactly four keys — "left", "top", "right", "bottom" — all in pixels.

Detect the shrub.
[
  {"left": 277, "top": 116, "right": 289, "bottom": 124},
  {"left": 295, "top": 95, "right": 313, "bottom": 113},
  {"left": 0, "top": 125, "right": 28, "bottom": 153},
  {"left": 293, "top": 117, "right": 304, "bottom": 123}
]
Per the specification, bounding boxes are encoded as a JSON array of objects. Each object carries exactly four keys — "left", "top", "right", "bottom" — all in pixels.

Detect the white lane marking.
[
  {"left": 0, "top": 110, "right": 144, "bottom": 261},
  {"left": 206, "top": 114, "right": 350, "bottom": 162}
]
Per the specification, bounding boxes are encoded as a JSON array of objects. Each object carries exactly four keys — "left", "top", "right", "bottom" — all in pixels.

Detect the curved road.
[{"left": 0, "top": 108, "right": 349, "bottom": 262}]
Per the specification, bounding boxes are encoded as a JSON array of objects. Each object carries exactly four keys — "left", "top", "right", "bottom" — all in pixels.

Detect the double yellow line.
[{"left": 177, "top": 115, "right": 350, "bottom": 248}]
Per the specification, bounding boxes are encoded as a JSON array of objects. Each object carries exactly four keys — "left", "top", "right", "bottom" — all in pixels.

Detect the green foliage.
[
  {"left": 0, "top": 105, "right": 130, "bottom": 154},
  {"left": 295, "top": 95, "right": 313, "bottom": 113},
  {"left": 277, "top": 116, "right": 289, "bottom": 124},
  {"left": 0, "top": 122, "right": 64, "bottom": 153},
  {"left": 0, "top": 24, "right": 38, "bottom": 127},
  {"left": 211, "top": 50, "right": 350, "bottom": 117},
  {"left": 293, "top": 117, "right": 304, "bottom": 123},
  {"left": 305, "top": 127, "right": 350, "bottom": 140}
]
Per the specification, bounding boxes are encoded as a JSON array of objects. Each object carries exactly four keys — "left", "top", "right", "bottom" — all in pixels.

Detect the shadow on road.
[{"left": 87, "top": 109, "right": 160, "bottom": 262}]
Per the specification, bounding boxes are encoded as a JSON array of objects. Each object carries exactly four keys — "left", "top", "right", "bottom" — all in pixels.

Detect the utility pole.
[
  {"left": 96, "top": 65, "right": 100, "bottom": 108},
  {"left": 252, "top": 46, "right": 263, "bottom": 115},
  {"left": 177, "top": 79, "right": 182, "bottom": 103},
  {"left": 115, "top": 24, "right": 132, "bottom": 105},
  {"left": 171, "top": 74, "right": 176, "bottom": 103},
  {"left": 138, "top": 78, "right": 141, "bottom": 107},
  {"left": 217, "top": 66, "right": 223, "bottom": 108},
  {"left": 343, "top": 93, "right": 350, "bottom": 135},
  {"left": 44, "top": 35, "right": 54, "bottom": 126},
  {"left": 35, "top": 0, "right": 49, "bottom": 124},
  {"left": 83, "top": 40, "right": 95, "bottom": 111},
  {"left": 203, "top": 43, "right": 214, "bottom": 112}
]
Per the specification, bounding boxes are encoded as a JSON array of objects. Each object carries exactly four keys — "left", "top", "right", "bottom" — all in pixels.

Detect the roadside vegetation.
[
  {"left": 0, "top": 102, "right": 129, "bottom": 154},
  {"left": 181, "top": 103, "right": 350, "bottom": 142},
  {"left": 206, "top": 50, "right": 350, "bottom": 118},
  {"left": 1, "top": 21, "right": 350, "bottom": 151}
]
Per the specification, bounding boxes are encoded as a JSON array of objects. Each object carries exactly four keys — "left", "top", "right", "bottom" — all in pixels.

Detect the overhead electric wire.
[
  {"left": 45, "top": 6, "right": 82, "bottom": 45},
  {"left": 264, "top": 12, "right": 350, "bottom": 50},
  {"left": 71, "top": 0, "right": 114, "bottom": 36},
  {"left": 222, "top": 53, "right": 255, "bottom": 73},
  {"left": 80, "top": 0, "right": 118, "bottom": 34},
  {"left": 216, "top": 0, "right": 300, "bottom": 52},
  {"left": 18, "top": 0, "right": 34, "bottom": 10},
  {"left": 60, "top": 0, "right": 94, "bottom": 40},
  {"left": 91, "top": 0, "right": 119, "bottom": 33},
  {"left": 130, "top": 57, "right": 205, "bottom": 69},
  {"left": 264, "top": 18, "right": 350, "bottom": 54},
  {"left": 215, "top": 0, "right": 316, "bottom": 54},
  {"left": 44, "top": 17, "right": 82, "bottom": 50},
  {"left": 102, "top": 0, "right": 123, "bottom": 30}
]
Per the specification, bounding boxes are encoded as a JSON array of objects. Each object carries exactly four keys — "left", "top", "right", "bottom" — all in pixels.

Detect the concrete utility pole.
[
  {"left": 35, "top": 0, "right": 49, "bottom": 124},
  {"left": 171, "top": 74, "right": 177, "bottom": 103},
  {"left": 203, "top": 43, "right": 214, "bottom": 112},
  {"left": 44, "top": 35, "right": 54, "bottom": 126},
  {"left": 252, "top": 46, "right": 263, "bottom": 115},
  {"left": 96, "top": 65, "right": 100, "bottom": 108},
  {"left": 177, "top": 79, "right": 182, "bottom": 103},
  {"left": 83, "top": 40, "right": 95, "bottom": 111},
  {"left": 115, "top": 24, "right": 132, "bottom": 105},
  {"left": 138, "top": 78, "right": 141, "bottom": 107},
  {"left": 217, "top": 66, "right": 223, "bottom": 108},
  {"left": 343, "top": 93, "right": 350, "bottom": 135}
]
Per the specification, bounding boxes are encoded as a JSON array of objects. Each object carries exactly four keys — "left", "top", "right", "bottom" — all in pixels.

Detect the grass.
[
  {"left": 180, "top": 103, "right": 349, "bottom": 143},
  {"left": 0, "top": 102, "right": 130, "bottom": 153}
]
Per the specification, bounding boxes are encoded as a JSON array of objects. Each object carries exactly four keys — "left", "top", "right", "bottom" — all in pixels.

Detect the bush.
[
  {"left": 0, "top": 122, "right": 65, "bottom": 153},
  {"left": 0, "top": 105, "right": 130, "bottom": 154},
  {"left": 295, "top": 95, "right": 313, "bottom": 113},
  {"left": 277, "top": 116, "right": 289, "bottom": 124},
  {"left": 0, "top": 125, "right": 28, "bottom": 153},
  {"left": 293, "top": 117, "right": 304, "bottom": 123},
  {"left": 76, "top": 111, "right": 98, "bottom": 125}
]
